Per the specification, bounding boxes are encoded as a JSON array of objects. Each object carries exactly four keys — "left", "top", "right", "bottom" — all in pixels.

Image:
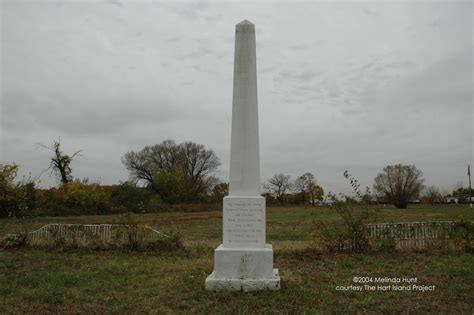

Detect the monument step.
[{"left": 205, "top": 268, "right": 280, "bottom": 292}]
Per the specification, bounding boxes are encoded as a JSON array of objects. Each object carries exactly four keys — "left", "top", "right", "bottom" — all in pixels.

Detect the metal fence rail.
[
  {"left": 25, "top": 224, "right": 168, "bottom": 246},
  {"left": 366, "top": 221, "right": 464, "bottom": 249},
  {"left": 4, "top": 221, "right": 471, "bottom": 250}
]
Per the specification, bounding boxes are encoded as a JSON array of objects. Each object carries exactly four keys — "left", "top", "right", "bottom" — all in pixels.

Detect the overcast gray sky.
[{"left": 1, "top": 0, "right": 472, "bottom": 194}]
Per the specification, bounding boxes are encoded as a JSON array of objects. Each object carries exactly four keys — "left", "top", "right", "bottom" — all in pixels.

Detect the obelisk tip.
[
  {"left": 237, "top": 19, "right": 253, "bottom": 25},
  {"left": 236, "top": 20, "right": 254, "bottom": 30}
]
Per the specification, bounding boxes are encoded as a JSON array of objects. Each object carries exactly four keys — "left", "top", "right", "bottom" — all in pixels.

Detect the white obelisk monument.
[{"left": 205, "top": 20, "right": 280, "bottom": 291}]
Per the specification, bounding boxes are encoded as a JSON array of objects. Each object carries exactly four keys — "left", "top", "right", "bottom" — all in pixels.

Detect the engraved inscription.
[{"left": 223, "top": 197, "right": 265, "bottom": 247}]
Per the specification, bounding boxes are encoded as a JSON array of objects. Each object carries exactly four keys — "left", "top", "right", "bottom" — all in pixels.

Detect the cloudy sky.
[{"left": 1, "top": 0, "right": 472, "bottom": 194}]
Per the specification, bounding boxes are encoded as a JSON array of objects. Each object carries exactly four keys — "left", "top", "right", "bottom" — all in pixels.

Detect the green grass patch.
[
  {"left": 0, "top": 248, "right": 472, "bottom": 313},
  {"left": 2, "top": 204, "right": 473, "bottom": 242},
  {"left": 0, "top": 204, "right": 473, "bottom": 312}
]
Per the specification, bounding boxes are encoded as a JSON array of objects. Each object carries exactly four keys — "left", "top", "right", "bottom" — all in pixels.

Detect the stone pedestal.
[
  {"left": 205, "top": 245, "right": 280, "bottom": 291},
  {"left": 205, "top": 196, "right": 280, "bottom": 291}
]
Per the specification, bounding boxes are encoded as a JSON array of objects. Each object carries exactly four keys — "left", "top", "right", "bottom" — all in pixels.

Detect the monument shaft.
[
  {"left": 229, "top": 20, "right": 260, "bottom": 197},
  {"left": 205, "top": 20, "right": 280, "bottom": 292}
]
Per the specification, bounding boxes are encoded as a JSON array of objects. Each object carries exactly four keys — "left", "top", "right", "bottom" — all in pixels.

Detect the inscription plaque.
[{"left": 223, "top": 196, "right": 265, "bottom": 248}]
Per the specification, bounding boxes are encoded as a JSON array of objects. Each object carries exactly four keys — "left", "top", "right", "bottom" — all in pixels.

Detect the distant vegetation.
[
  {"left": 0, "top": 139, "right": 472, "bottom": 218},
  {"left": 122, "top": 140, "right": 221, "bottom": 203}
]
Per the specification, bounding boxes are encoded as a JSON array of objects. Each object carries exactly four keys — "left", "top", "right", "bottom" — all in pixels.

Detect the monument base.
[
  {"left": 205, "top": 269, "right": 280, "bottom": 292},
  {"left": 205, "top": 244, "right": 281, "bottom": 291}
]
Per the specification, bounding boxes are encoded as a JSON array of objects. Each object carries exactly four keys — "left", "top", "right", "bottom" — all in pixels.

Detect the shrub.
[
  {"left": 117, "top": 212, "right": 184, "bottom": 252},
  {"left": 145, "top": 230, "right": 184, "bottom": 252},
  {"left": 0, "top": 232, "right": 28, "bottom": 249},
  {"left": 39, "top": 179, "right": 112, "bottom": 216},
  {"left": 0, "top": 217, "right": 30, "bottom": 249},
  {"left": 450, "top": 220, "right": 474, "bottom": 253},
  {"left": 369, "top": 232, "right": 397, "bottom": 252},
  {"left": 311, "top": 171, "right": 375, "bottom": 253},
  {"left": 0, "top": 164, "right": 37, "bottom": 218},
  {"left": 144, "top": 195, "right": 163, "bottom": 213},
  {"left": 311, "top": 222, "right": 355, "bottom": 253},
  {"left": 109, "top": 183, "right": 155, "bottom": 213},
  {"left": 152, "top": 171, "right": 184, "bottom": 204}
]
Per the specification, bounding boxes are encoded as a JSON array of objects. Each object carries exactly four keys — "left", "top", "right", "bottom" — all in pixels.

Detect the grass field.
[
  {"left": 1, "top": 204, "right": 473, "bottom": 313},
  {"left": 2, "top": 204, "right": 473, "bottom": 242}
]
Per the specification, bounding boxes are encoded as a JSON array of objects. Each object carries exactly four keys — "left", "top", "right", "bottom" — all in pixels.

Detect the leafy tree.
[
  {"left": 310, "top": 185, "right": 324, "bottom": 205},
  {"left": 294, "top": 174, "right": 309, "bottom": 204},
  {"left": 110, "top": 182, "right": 155, "bottom": 212},
  {"left": 0, "top": 163, "right": 36, "bottom": 217},
  {"left": 261, "top": 192, "right": 277, "bottom": 205},
  {"left": 294, "top": 172, "right": 322, "bottom": 205},
  {"left": 0, "top": 163, "right": 21, "bottom": 217},
  {"left": 152, "top": 170, "right": 183, "bottom": 204},
  {"left": 452, "top": 187, "right": 471, "bottom": 197},
  {"left": 373, "top": 164, "right": 425, "bottom": 209},
  {"left": 23, "top": 181, "right": 37, "bottom": 211},
  {"left": 122, "top": 140, "right": 220, "bottom": 202},
  {"left": 307, "top": 177, "right": 324, "bottom": 206},
  {"left": 264, "top": 173, "right": 292, "bottom": 205},
  {"left": 211, "top": 182, "right": 229, "bottom": 203}
]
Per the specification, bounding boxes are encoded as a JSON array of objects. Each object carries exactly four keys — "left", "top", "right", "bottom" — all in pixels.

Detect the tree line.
[
  {"left": 263, "top": 173, "right": 324, "bottom": 206},
  {"left": 0, "top": 138, "right": 471, "bottom": 218}
]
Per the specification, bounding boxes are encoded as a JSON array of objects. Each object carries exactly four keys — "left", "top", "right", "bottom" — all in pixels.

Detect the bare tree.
[
  {"left": 264, "top": 174, "right": 292, "bottom": 205},
  {"left": 294, "top": 172, "right": 320, "bottom": 205},
  {"left": 373, "top": 164, "right": 425, "bottom": 209},
  {"left": 304, "top": 173, "right": 324, "bottom": 206},
  {"left": 294, "top": 175, "right": 307, "bottom": 204},
  {"left": 121, "top": 140, "right": 180, "bottom": 186},
  {"left": 424, "top": 186, "right": 441, "bottom": 206},
  {"left": 180, "top": 141, "right": 221, "bottom": 198},
  {"left": 40, "top": 139, "right": 81, "bottom": 185},
  {"left": 122, "top": 140, "right": 220, "bottom": 202}
]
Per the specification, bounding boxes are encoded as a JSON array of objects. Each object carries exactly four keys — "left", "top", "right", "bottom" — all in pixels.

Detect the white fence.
[
  {"left": 366, "top": 221, "right": 464, "bottom": 249},
  {"left": 3, "top": 221, "right": 471, "bottom": 250},
  {"left": 23, "top": 224, "right": 168, "bottom": 246}
]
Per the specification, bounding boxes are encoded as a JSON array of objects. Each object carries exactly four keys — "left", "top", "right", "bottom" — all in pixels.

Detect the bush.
[
  {"left": 311, "top": 222, "right": 356, "bottom": 253},
  {"left": 152, "top": 171, "right": 184, "bottom": 204},
  {"left": 0, "top": 164, "right": 37, "bottom": 218},
  {"left": 117, "top": 212, "right": 184, "bottom": 252},
  {"left": 450, "top": 220, "right": 474, "bottom": 253},
  {"left": 0, "top": 232, "right": 28, "bottom": 249},
  {"left": 369, "top": 233, "right": 397, "bottom": 252},
  {"left": 311, "top": 171, "right": 375, "bottom": 253},
  {"left": 0, "top": 217, "right": 30, "bottom": 249},
  {"left": 2, "top": 171, "right": 223, "bottom": 217},
  {"left": 38, "top": 179, "right": 112, "bottom": 216},
  {"left": 145, "top": 230, "right": 184, "bottom": 252},
  {"left": 109, "top": 183, "right": 155, "bottom": 212}
]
